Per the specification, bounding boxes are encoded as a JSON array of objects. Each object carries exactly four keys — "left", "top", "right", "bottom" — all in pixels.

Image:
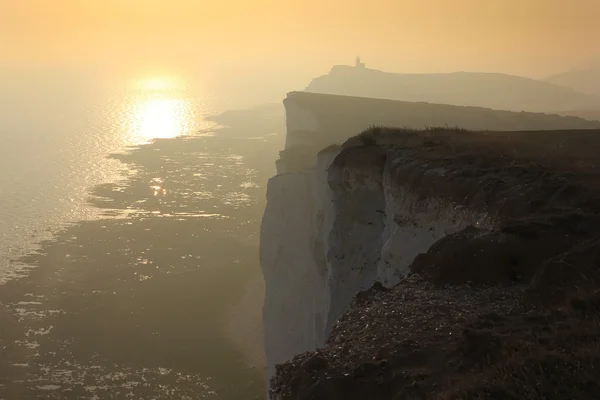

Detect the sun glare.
[
  {"left": 129, "top": 98, "right": 188, "bottom": 142},
  {"left": 120, "top": 76, "right": 214, "bottom": 145}
]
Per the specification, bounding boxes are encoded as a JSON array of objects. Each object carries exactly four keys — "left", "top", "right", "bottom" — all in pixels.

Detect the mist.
[
  {"left": 1, "top": 0, "right": 600, "bottom": 399},
  {"left": 3, "top": 0, "right": 600, "bottom": 84},
  {"left": 3, "top": 0, "right": 599, "bottom": 107}
]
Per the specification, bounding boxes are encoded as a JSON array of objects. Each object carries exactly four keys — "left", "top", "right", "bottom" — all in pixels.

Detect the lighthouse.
[{"left": 355, "top": 56, "right": 365, "bottom": 68}]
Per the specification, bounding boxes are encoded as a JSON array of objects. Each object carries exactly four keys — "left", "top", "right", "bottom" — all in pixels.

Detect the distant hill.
[
  {"left": 555, "top": 109, "right": 600, "bottom": 122},
  {"left": 545, "top": 68, "right": 600, "bottom": 97},
  {"left": 305, "top": 65, "right": 600, "bottom": 115}
]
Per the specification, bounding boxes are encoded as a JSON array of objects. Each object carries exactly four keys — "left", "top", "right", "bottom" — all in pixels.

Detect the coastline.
[{"left": 0, "top": 106, "right": 284, "bottom": 399}]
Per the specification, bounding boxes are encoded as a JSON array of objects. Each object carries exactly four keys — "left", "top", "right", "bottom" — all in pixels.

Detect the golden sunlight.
[
  {"left": 136, "top": 77, "right": 184, "bottom": 91},
  {"left": 119, "top": 76, "right": 213, "bottom": 145},
  {"left": 129, "top": 97, "right": 189, "bottom": 142}
]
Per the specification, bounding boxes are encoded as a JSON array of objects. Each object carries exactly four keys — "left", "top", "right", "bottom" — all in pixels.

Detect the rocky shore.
[{"left": 269, "top": 127, "right": 600, "bottom": 400}]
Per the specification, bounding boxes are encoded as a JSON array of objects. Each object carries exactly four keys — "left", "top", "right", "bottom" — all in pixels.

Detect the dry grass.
[
  {"left": 440, "top": 305, "right": 600, "bottom": 400},
  {"left": 353, "top": 126, "right": 600, "bottom": 176}
]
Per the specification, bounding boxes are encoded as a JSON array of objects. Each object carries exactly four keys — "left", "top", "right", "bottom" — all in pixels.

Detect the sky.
[{"left": 1, "top": 0, "right": 598, "bottom": 89}]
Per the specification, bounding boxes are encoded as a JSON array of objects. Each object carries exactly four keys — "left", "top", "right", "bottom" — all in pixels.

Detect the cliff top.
[
  {"left": 340, "top": 127, "right": 600, "bottom": 223},
  {"left": 284, "top": 91, "right": 600, "bottom": 129},
  {"left": 271, "top": 127, "right": 600, "bottom": 400},
  {"left": 348, "top": 126, "right": 600, "bottom": 174}
]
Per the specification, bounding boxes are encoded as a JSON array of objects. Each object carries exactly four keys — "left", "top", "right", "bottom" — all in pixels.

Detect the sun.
[
  {"left": 130, "top": 98, "right": 187, "bottom": 141},
  {"left": 121, "top": 76, "right": 198, "bottom": 144}
]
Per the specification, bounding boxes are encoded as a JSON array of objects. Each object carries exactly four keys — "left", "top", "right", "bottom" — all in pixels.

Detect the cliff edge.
[
  {"left": 268, "top": 128, "right": 600, "bottom": 400},
  {"left": 280, "top": 91, "right": 600, "bottom": 173},
  {"left": 261, "top": 92, "right": 600, "bottom": 399}
]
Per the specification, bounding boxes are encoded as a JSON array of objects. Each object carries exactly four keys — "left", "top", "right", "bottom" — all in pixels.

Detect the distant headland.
[{"left": 305, "top": 59, "right": 600, "bottom": 120}]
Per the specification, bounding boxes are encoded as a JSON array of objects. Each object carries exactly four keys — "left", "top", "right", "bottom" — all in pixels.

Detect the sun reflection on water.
[
  {"left": 121, "top": 77, "right": 211, "bottom": 145},
  {"left": 131, "top": 98, "right": 187, "bottom": 141}
]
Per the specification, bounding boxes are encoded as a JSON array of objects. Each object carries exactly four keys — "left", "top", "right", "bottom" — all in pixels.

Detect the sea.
[
  {"left": 0, "top": 69, "right": 284, "bottom": 399},
  {"left": 0, "top": 71, "right": 217, "bottom": 281}
]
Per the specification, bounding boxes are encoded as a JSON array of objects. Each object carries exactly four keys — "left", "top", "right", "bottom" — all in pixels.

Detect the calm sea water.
[
  {"left": 0, "top": 72, "right": 227, "bottom": 282},
  {"left": 0, "top": 70, "right": 281, "bottom": 398}
]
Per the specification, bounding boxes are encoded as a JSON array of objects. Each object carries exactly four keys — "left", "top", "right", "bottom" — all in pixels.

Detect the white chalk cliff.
[{"left": 259, "top": 92, "right": 600, "bottom": 393}]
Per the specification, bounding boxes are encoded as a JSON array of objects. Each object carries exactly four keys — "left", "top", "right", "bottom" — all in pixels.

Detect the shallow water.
[
  {"left": 0, "top": 71, "right": 285, "bottom": 399},
  {"left": 0, "top": 73, "right": 220, "bottom": 282}
]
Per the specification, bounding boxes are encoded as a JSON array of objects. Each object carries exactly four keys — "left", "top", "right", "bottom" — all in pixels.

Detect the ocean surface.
[
  {"left": 0, "top": 73, "right": 222, "bottom": 282},
  {"left": 0, "top": 71, "right": 284, "bottom": 399}
]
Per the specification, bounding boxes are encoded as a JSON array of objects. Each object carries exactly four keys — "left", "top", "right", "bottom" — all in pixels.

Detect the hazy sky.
[{"left": 1, "top": 0, "right": 598, "bottom": 83}]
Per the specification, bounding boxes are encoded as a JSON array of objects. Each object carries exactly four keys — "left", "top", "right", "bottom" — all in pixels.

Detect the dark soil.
[{"left": 272, "top": 273, "right": 600, "bottom": 400}]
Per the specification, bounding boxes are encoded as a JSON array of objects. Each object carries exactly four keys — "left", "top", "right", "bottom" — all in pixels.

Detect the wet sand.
[{"left": 0, "top": 109, "right": 284, "bottom": 399}]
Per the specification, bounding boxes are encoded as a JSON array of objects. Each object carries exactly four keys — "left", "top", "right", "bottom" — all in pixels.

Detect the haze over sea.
[
  {"left": 1, "top": 70, "right": 231, "bottom": 281},
  {"left": 0, "top": 69, "right": 283, "bottom": 399}
]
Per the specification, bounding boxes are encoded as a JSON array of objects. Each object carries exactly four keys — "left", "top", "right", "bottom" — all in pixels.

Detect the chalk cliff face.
[
  {"left": 260, "top": 92, "right": 600, "bottom": 395},
  {"left": 261, "top": 142, "right": 490, "bottom": 383}
]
